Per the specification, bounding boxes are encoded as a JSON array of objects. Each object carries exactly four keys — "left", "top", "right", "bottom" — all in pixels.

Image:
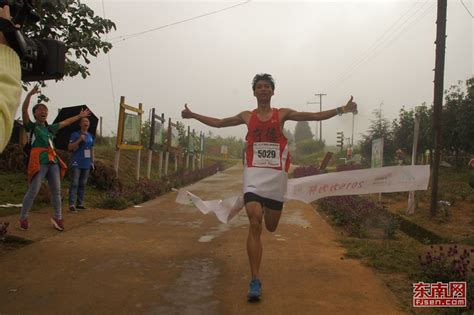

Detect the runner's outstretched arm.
[
  {"left": 181, "top": 103, "right": 248, "bottom": 128},
  {"left": 281, "top": 96, "right": 357, "bottom": 122}
]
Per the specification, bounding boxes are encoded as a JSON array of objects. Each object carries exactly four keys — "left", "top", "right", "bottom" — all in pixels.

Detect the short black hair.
[
  {"left": 252, "top": 73, "right": 275, "bottom": 91},
  {"left": 32, "top": 103, "right": 47, "bottom": 114}
]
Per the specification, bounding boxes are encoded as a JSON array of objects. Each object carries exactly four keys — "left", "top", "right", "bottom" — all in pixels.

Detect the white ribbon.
[{"left": 176, "top": 165, "right": 430, "bottom": 224}]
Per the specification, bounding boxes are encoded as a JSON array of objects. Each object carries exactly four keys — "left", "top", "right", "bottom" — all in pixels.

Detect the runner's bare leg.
[
  {"left": 246, "top": 201, "right": 263, "bottom": 278},
  {"left": 263, "top": 207, "right": 282, "bottom": 232}
]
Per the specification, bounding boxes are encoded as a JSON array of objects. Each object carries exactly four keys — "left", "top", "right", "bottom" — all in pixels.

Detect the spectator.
[
  {"left": 19, "top": 87, "right": 90, "bottom": 231},
  {"left": 68, "top": 117, "right": 95, "bottom": 212}
]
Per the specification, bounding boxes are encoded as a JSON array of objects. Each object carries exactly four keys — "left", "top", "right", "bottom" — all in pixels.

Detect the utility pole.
[
  {"left": 351, "top": 113, "right": 355, "bottom": 146},
  {"left": 314, "top": 93, "right": 326, "bottom": 141},
  {"left": 430, "top": 0, "right": 447, "bottom": 218},
  {"left": 306, "top": 101, "right": 319, "bottom": 139}
]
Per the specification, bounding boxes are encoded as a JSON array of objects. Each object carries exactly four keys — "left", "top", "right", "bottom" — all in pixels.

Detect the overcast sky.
[{"left": 20, "top": 0, "right": 473, "bottom": 145}]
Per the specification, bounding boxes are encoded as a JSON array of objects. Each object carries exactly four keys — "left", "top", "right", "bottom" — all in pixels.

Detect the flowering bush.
[
  {"left": 317, "top": 195, "right": 396, "bottom": 238},
  {"left": 99, "top": 163, "right": 222, "bottom": 210},
  {"left": 418, "top": 245, "right": 474, "bottom": 311},
  {"left": 88, "top": 160, "right": 121, "bottom": 191}
]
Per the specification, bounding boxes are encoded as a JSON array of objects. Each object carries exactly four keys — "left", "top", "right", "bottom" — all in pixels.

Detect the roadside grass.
[
  {"left": 0, "top": 171, "right": 44, "bottom": 216},
  {"left": 335, "top": 225, "right": 473, "bottom": 314},
  {"left": 1, "top": 142, "right": 239, "bottom": 217},
  {"left": 312, "top": 165, "right": 473, "bottom": 314},
  {"left": 381, "top": 167, "right": 474, "bottom": 246},
  {"left": 340, "top": 234, "right": 422, "bottom": 314},
  {"left": 341, "top": 235, "right": 422, "bottom": 274},
  {"left": 0, "top": 171, "right": 105, "bottom": 217}
]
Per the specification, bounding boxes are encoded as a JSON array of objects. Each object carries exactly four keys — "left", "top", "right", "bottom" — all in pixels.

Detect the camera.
[{"left": 0, "top": 0, "right": 65, "bottom": 82}]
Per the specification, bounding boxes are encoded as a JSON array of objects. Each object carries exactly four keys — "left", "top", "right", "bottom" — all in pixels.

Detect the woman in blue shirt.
[{"left": 68, "top": 117, "right": 95, "bottom": 212}]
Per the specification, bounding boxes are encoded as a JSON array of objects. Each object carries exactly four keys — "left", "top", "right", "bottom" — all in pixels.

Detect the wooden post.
[
  {"left": 174, "top": 153, "right": 178, "bottom": 172},
  {"left": 186, "top": 126, "right": 190, "bottom": 169},
  {"left": 191, "top": 129, "right": 195, "bottom": 171},
  {"left": 200, "top": 131, "right": 204, "bottom": 169},
  {"left": 136, "top": 102, "right": 143, "bottom": 181},
  {"left": 136, "top": 149, "right": 141, "bottom": 181},
  {"left": 158, "top": 151, "right": 163, "bottom": 177},
  {"left": 164, "top": 151, "right": 169, "bottom": 176},
  {"left": 114, "top": 150, "right": 120, "bottom": 177},
  {"left": 147, "top": 149, "right": 152, "bottom": 179}
]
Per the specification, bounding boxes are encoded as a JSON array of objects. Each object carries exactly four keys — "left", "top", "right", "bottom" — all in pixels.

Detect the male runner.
[{"left": 181, "top": 73, "right": 357, "bottom": 301}]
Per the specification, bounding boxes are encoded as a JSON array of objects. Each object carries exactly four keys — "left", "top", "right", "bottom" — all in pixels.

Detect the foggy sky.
[{"left": 19, "top": 0, "right": 473, "bottom": 145}]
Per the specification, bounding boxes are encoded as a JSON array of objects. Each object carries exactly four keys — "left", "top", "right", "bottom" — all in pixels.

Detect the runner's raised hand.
[{"left": 181, "top": 103, "right": 193, "bottom": 119}]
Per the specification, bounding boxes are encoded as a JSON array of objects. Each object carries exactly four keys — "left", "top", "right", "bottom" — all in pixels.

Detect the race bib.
[
  {"left": 84, "top": 149, "right": 91, "bottom": 158},
  {"left": 252, "top": 142, "right": 281, "bottom": 168}
]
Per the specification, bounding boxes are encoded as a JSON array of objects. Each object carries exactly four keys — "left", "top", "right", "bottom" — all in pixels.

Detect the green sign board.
[
  {"left": 188, "top": 134, "right": 195, "bottom": 154},
  {"left": 371, "top": 138, "right": 384, "bottom": 168},
  {"left": 152, "top": 120, "right": 163, "bottom": 150},
  {"left": 170, "top": 126, "right": 179, "bottom": 148},
  {"left": 123, "top": 113, "right": 140, "bottom": 145}
]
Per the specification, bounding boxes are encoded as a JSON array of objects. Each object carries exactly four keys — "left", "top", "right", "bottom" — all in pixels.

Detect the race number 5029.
[
  {"left": 252, "top": 142, "right": 281, "bottom": 167},
  {"left": 257, "top": 149, "right": 276, "bottom": 159}
]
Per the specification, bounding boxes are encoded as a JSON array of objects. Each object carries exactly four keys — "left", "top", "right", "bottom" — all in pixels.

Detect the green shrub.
[{"left": 99, "top": 196, "right": 130, "bottom": 210}]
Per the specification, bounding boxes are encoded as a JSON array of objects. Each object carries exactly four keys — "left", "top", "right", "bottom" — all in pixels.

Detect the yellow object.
[{"left": 0, "top": 45, "right": 21, "bottom": 152}]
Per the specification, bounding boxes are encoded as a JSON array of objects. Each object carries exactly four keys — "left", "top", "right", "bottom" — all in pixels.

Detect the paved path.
[{"left": 0, "top": 164, "right": 406, "bottom": 314}]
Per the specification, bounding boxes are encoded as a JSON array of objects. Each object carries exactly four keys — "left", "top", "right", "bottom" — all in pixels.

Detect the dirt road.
[{"left": 0, "top": 164, "right": 407, "bottom": 314}]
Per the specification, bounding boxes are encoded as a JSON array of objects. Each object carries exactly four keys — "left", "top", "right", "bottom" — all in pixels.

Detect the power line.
[
  {"left": 111, "top": 1, "right": 251, "bottom": 44},
  {"left": 460, "top": 0, "right": 474, "bottom": 18},
  {"left": 327, "top": 1, "right": 432, "bottom": 90},
  {"left": 326, "top": 1, "right": 435, "bottom": 91},
  {"left": 355, "top": 2, "right": 435, "bottom": 73},
  {"left": 102, "top": 0, "right": 118, "bottom": 126},
  {"left": 336, "top": 0, "right": 422, "bottom": 79}
]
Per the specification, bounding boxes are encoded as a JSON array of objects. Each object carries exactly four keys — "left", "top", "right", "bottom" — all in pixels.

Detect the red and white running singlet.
[{"left": 243, "top": 108, "right": 290, "bottom": 202}]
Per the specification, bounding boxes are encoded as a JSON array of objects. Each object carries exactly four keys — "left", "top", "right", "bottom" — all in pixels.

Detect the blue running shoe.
[{"left": 247, "top": 278, "right": 262, "bottom": 302}]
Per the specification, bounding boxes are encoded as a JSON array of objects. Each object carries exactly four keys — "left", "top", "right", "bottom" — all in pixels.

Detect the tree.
[
  {"left": 392, "top": 104, "right": 432, "bottom": 164},
  {"left": 392, "top": 107, "right": 414, "bottom": 153},
  {"left": 24, "top": 0, "right": 116, "bottom": 81},
  {"left": 416, "top": 104, "right": 434, "bottom": 163},
  {"left": 359, "top": 108, "right": 395, "bottom": 166},
  {"left": 283, "top": 128, "right": 296, "bottom": 154},
  {"left": 203, "top": 134, "right": 244, "bottom": 159},
  {"left": 294, "top": 121, "right": 313, "bottom": 142},
  {"left": 296, "top": 138, "right": 325, "bottom": 156},
  {"left": 361, "top": 76, "right": 473, "bottom": 168},
  {"left": 283, "top": 128, "right": 294, "bottom": 143},
  {"left": 176, "top": 121, "right": 187, "bottom": 147},
  {"left": 442, "top": 78, "right": 474, "bottom": 163}
]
